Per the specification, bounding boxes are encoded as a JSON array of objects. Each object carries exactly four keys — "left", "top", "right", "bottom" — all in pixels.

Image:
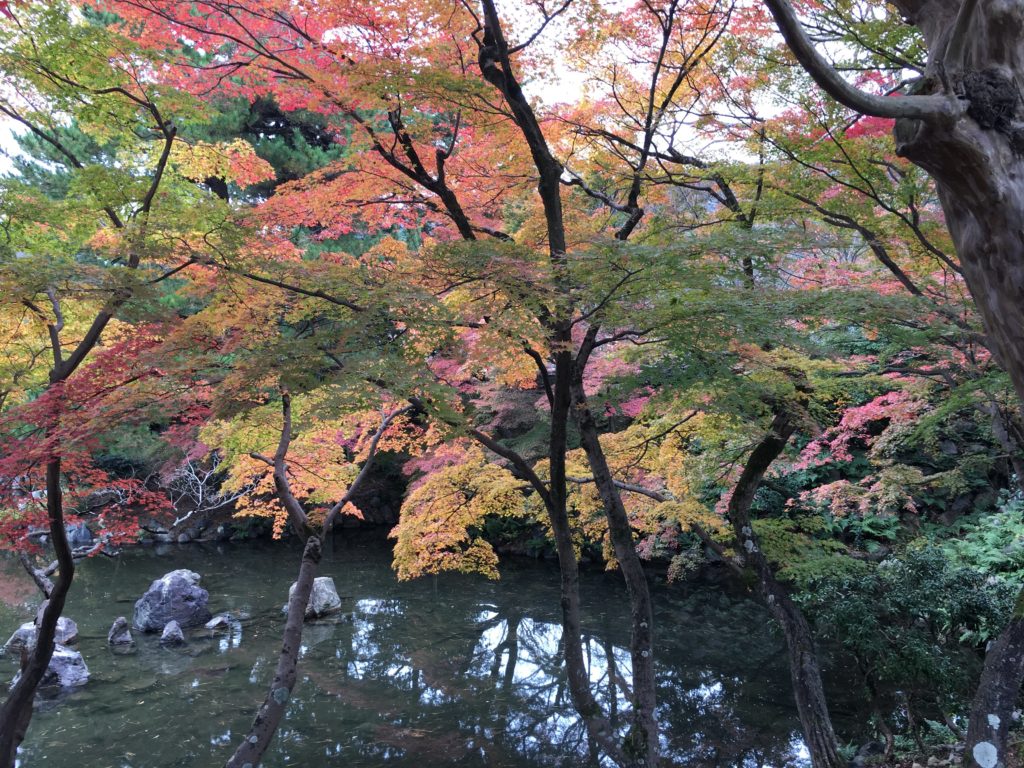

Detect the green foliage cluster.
[
  {"left": 942, "top": 491, "right": 1024, "bottom": 593},
  {"left": 798, "top": 546, "right": 1012, "bottom": 711}
]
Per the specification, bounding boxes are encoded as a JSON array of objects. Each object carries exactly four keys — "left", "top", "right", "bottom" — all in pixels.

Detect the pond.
[{"left": 0, "top": 533, "right": 866, "bottom": 767}]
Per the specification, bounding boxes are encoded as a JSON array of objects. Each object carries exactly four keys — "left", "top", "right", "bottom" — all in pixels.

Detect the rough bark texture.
[
  {"left": 225, "top": 536, "right": 321, "bottom": 768},
  {"left": 965, "top": 596, "right": 1024, "bottom": 768},
  {"left": 571, "top": 376, "right": 659, "bottom": 767},
  {"left": 727, "top": 413, "right": 843, "bottom": 768},
  {"left": 882, "top": 0, "right": 1024, "bottom": 410}
]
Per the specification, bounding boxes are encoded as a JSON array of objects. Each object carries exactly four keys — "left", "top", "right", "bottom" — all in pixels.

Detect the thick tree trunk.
[
  {"left": 964, "top": 594, "right": 1024, "bottom": 768},
  {"left": 888, "top": 8, "right": 1024, "bottom": 761},
  {"left": 571, "top": 378, "right": 659, "bottom": 767},
  {"left": 0, "top": 460, "right": 75, "bottom": 768},
  {"left": 225, "top": 536, "right": 321, "bottom": 768},
  {"left": 728, "top": 414, "right": 844, "bottom": 768}
]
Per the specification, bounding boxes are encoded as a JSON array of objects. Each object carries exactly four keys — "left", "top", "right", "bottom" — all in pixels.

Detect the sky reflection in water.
[{"left": 0, "top": 535, "right": 858, "bottom": 767}]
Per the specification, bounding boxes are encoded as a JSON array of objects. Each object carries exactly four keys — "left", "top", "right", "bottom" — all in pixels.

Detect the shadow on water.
[{"left": 0, "top": 533, "right": 867, "bottom": 767}]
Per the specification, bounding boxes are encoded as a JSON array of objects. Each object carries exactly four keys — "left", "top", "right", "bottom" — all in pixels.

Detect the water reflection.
[{"left": 0, "top": 536, "right": 852, "bottom": 767}]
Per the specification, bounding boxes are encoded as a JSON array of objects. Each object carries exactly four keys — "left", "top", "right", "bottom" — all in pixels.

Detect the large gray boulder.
[
  {"left": 11, "top": 643, "right": 89, "bottom": 689},
  {"left": 289, "top": 576, "right": 342, "bottom": 619},
  {"left": 2, "top": 623, "right": 35, "bottom": 656},
  {"left": 133, "top": 569, "right": 211, "bottom": 632},
  {"left": 45, "top": 644, "right": 89, "bottom": 687}
]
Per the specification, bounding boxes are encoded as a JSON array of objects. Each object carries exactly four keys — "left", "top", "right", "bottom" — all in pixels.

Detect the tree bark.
[
  {"left": 965, "top": 593, "right": 1024, "bottom": 768},
  {"left": 761, "top": 0, "right": 1024, "bottom": 759},
  {"left": 0, "top": 460, "right": 75, "bottom": 768},
  {"left": 571, "top": 376, "right": 659, "bottom": 767},
  {"left": 727, "top": 413, "right": 844, "bottom": 768},
  {"left": 225, "top": 536, "right": 321, "bottom": 768}
]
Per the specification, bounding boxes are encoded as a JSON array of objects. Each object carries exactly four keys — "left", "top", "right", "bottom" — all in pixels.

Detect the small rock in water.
[
  {"left": 205, "top": 614, "right": 232, "bottom": 631},
  {"left": 55, "top": 617, "right": 78, "bottom": 645},
  {"left": 160, "top": 620, "right": 186, "bottom": 646},
  {"left": 65, "top": 522, "right": 94, "bottom": 549},
  {"left": 11, "top": 643, "right": 89, "bottom": 689},
  {"left": 289, "top": 577, "right": 342, "bottom": 619},
  {"left": 3, "top": 622, "right": 37, "bottom": 655},
  {"left": 4, "top": 617, "right": 78, "bottom": 655},
  {"left": 108, "top": 616, "right": 135, "bottom": 648}
]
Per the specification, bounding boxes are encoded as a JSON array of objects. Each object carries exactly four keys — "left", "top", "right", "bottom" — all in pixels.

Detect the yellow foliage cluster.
[
  {"left": 559, "top": 411, "right": 736, "bottom": 565},
  {"left": 391, "top": 448, "right": 533, "bottom": 580},
  {"left": 201, "top": 399, "right": 391, "bottom": 538},
  {"left": 170, "top": 140, "right": 275, "bottom": 187}
]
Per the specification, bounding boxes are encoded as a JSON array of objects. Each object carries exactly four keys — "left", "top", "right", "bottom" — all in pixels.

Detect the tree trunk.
[
  {"left": 225, "top": 535, "right": 322, "bottom": 768},
  {"left": 728, "top": 413, "right": 844, "bottom": 768},
  {"left": 888, "top": 11, "right": 1024, "bottom": 760},
  {"left": 546, "top": 348, "right": 629, "bottom": 763},
  {"left": 571, "top": 377, "right": 659, "bottom": 767},
  {"left": 964, "top": 593, "right": 1024, "bottom": 768},
  {"left": 0, "top": 459, "right": 75, "bottom": 768}
]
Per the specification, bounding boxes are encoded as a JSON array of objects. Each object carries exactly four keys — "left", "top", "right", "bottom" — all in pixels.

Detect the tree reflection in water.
[
  {"left": 297, "top": 565, "right": 825, "bottom": 767},
  {"left": 3, "top": 543, "right": 863, "bottom": 767}
]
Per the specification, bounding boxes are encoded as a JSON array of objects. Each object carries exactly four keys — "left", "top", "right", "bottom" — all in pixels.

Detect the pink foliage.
[{"left": 795, "top": 391, "right": 924, "bottom": 470}]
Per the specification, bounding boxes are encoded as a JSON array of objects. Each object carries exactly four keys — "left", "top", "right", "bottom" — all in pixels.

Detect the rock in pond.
[
  {"left": 289, "top": 576, "right": 342, "bottom": 619},
  {"left": 3, "top": 617, "right": 78, "bottom": 655},
  {"left": 107, "top": 616, "right": 135, "bottom": 647},
  {"left": 3, "top": 622, "right": 35, "bottom": 655},
  {"left": 56, "top": 616, "right": 79, "bottom": 645},
  {"left": 65, "top": 522, "right": 94, "bottom": 549},
  {"left": 159, "top": 620, "right": 186, "bottom": 646},
  {"left": 133, "top": 569, "right": 211, "bottom": 632},
  {"left": 11, "top": 643, "right": 89, "bottom": 689},
  {"left": 204, "top": 614, "right": 232, "bottom": 631}
]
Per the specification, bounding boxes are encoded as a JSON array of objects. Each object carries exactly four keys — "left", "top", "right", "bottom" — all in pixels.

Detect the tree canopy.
[{"left": 1, "top": 1, "right": 1023, "bottom": 767}]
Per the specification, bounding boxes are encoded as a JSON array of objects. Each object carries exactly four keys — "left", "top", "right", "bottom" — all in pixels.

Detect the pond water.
[{"left": 0, "top": 533, "right": 865, "bottom": 767}]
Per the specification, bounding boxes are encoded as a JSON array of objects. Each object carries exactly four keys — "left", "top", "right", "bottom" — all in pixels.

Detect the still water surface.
[{"left": 0, "top": 534, "right": 859, "bottom": 767}]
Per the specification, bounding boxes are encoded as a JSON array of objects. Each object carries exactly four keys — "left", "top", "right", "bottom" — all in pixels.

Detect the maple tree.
[
  {"left": 3, "top": 1, "right": 1024, "bottom": 767},
  {"left": 0, "top": 1, "right": 280, "bottom": 759}
]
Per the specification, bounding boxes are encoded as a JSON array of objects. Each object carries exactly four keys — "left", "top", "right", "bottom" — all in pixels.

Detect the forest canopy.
[{"left": 1, "top": 1, "right": 1023, "bottom": 767}]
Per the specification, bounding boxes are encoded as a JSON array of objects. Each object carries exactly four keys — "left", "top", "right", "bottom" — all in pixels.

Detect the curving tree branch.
[{"left": 761, "top": 0, "right": 960, "bottom": 120}]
